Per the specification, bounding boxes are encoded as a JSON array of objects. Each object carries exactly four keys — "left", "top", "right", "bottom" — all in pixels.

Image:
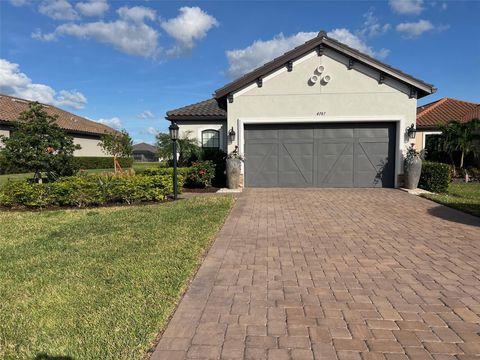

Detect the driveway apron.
[{"left": 152, "top": 188, "right": 480, "bottom": 360}]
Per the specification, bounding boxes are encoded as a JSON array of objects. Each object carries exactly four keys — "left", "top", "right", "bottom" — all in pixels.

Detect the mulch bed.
[{"left": 183, "top": 187, "right": 220, "bottom": 193}]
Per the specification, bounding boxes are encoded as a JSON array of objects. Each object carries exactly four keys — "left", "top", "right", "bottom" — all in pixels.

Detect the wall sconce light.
[
  {"left": 228, "top": 127, "right": 236, "bottom": 142},
  {"left": 406, "top": 123, "right": 417, "bottom": 139}
]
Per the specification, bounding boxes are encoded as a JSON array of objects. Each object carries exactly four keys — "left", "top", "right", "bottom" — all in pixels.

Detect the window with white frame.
[{"left": 201, "top": 130, "right": 220, "bottom": 148}]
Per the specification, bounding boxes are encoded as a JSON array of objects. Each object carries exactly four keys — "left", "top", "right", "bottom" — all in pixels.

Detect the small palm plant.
[{"left": 439, "top": 119, "right": 479, "bottom": 170}]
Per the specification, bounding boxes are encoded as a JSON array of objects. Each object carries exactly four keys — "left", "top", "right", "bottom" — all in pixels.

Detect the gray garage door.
[{"left": 244, "top": 122, "right": 396, "bottom": 188}]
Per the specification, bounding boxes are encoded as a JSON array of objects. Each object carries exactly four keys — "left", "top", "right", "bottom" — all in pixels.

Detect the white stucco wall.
[
  {"left": 226, "top": 48, "right": 419, "bottom": 183},
  {"left": 0, "top": 127, "right": 106, "bottom": 157},
  {"left": 176, "top": 121, "right": 227, "bottom": 152}
]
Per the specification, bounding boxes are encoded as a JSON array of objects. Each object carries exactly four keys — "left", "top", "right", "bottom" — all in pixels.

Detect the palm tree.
[{"left": 439, "top": 119, "right": 479, "bottom": 169}]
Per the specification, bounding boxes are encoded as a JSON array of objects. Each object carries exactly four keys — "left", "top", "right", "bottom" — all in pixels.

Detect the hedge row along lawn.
[
  {"left": 421, "top": 182, "right": 480, "bottom": 217},
  {"left": 0, "top": 196, "right": 234, "bottom": 359}
]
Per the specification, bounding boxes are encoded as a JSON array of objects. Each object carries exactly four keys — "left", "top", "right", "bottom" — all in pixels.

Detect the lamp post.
[{"left": 169, "top": 122, "right": 179, "bottom": 200}]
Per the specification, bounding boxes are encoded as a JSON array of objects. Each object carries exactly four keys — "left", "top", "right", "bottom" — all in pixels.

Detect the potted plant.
[
  {"left": 404, "top": 144, "right": 425, "bottom": 189},
  {"left": 226, "top": 145, "right": 244, "bottom": 189}
]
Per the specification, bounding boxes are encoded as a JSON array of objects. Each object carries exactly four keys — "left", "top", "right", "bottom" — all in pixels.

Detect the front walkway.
[{"left": 151, "top": 189, "right": 480, "bottom": 360}]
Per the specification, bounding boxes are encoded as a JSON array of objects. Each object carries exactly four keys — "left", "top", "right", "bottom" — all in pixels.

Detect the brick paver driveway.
[{"left": 152, "top": 189, "right": 480, "bottom": 360}]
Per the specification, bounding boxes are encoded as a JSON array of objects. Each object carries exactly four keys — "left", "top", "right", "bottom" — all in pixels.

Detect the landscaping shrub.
[
  {"left": 72, "top": 157, "right": 133, "bottom": 170},
  {"left": 186, "top": 161, "right": 215, "bottom": 188},
  {"left": 419, "top": 161, "right": 451, "bottom": 193},
  {"left": 0, "top": 173, "right": 182, "bottom": 208},
  {"left": 200, "top": 148, "right": 227, "bottom": 188},
  {"left": 141, "top": 166, "right": 190, "bottom": 179}
]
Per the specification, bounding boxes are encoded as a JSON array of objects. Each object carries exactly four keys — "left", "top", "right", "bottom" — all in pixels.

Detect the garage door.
[{"left": 244, "top": 122, "right": 396, "bottom": 188}]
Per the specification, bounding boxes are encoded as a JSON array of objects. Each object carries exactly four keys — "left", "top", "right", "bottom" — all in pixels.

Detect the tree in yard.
[
  {"left": 438, "top": 119, "right": 480, "bottom": 169},
  {"left": 0, "top": 102, "right": 80, "bottom": 182},
  {"left": 100, "top": 130, "right": 133, "bottom": 173},
  {"left": 156, "top": 130, "right": 200, "bottom": 167}
]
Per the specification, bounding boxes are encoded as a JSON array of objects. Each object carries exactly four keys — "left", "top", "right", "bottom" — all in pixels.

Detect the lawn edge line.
[
  {"left": 143, "top": 195, "right": 237, "bottom": 359},
  {"left": 419, "top": 193, "right": 480, "bottom": 218}
]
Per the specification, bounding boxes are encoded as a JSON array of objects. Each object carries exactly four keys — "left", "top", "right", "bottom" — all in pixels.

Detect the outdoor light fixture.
[
  {"left": 169, "top": 122, "right": 179, "bottom": 200},
  {"left": 406, "top": 123, "right": 417, "bottom": 139},
  {"left": 228, "top": 127, "right": 236, "bottom": 142}
]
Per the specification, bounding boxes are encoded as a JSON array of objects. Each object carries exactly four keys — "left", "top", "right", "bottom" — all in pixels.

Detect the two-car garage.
[{"left": 244, "top": 122, "right": 396, "bottom": 188}]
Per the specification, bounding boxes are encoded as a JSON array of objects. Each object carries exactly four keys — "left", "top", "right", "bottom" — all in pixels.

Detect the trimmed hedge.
[
  {"left": 419, "top": 161, "right": 451, "bottom": 193},
  {"left": 0, "top": 174, "right": 183, "bottom": 208},
  {"left": 141, "top": 167, "right": 191, "bottom": 177},
  {"left": 72, "top": 157, "right": 133, "bottom": 170}
]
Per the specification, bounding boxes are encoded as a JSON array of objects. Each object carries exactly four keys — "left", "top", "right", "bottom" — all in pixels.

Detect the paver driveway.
[{"left": 151, "top": 189, "right": 480, "bottom": 360}]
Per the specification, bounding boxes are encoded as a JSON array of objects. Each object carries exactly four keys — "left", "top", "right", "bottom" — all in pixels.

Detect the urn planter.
[
  {"left": 226, "top": 158, "right": 242, "bottom": 189},
  {"left": 404, "top": 156, "right": 422, "bottom": 189}
]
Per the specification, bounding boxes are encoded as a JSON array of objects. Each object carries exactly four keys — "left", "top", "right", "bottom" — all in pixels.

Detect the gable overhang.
[{"left": 214, "top": 33, "right": 436, "bottom": 104}]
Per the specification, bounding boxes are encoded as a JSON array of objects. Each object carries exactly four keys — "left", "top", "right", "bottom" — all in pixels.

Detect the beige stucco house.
[
  {"left": 166, "top": 31, "right": 436, "bottom": 188},
  {"left": 0, "top": 94, "right": 116, "bottom": 157}
]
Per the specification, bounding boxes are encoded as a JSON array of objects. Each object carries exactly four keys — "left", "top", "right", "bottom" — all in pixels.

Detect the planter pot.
[
  {"left": 226, "top": 158, "right": 242, "bottom": 189},
  {"left": 404, "top": 157, "right": 422, "bottom": 189}
]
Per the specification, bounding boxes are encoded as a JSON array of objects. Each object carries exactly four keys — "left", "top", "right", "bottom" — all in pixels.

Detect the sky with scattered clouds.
[{"left": 1, "top": 0, "right": 479, "bottom": 144}]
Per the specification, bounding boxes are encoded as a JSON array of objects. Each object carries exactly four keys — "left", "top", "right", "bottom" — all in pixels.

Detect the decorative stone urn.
[
  {"left": 226, "top": 158, "right": 242, "bottom": 189},
  {"left": 404, "top": 156, "right": 422, "bottom": 189}
]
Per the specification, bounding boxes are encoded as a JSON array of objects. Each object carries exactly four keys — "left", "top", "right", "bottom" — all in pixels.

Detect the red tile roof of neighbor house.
[
  {"left": 0, "top": 94, "right": 117, "bottom": 136},
  {"left": 416, "top": 98, "right": 480, "bottom": 129}
]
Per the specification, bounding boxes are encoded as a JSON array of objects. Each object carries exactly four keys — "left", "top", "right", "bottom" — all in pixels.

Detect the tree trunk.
[{"left": 460, "top": 151, "right": 465, "bottom": 169}]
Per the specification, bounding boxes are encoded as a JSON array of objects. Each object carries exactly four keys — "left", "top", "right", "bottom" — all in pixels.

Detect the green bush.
[
  {"left": 186, "top": 161, "right": 215, "bottom": 188},
  {"left": 72, "top": 157, "right": 133, "bottom": 170},
  {"left": 419, "top": 161, "right": 451, "bottom": 193},
  {"left": 200, "top": 148, "right": 226, "bottom": 188},
  {"left": 141, "top": 166, "right": 190, "bottom": 177},
  {"left": 0, "top": 173, "right": 182, "bottom": 209}
]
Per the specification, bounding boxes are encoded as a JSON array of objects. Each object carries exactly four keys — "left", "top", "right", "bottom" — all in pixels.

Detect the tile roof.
[
  {"left": 166, "top": 98, "right": 226, "bottom": 121},
  {"left": 0, "top": 94, "right": 117, "bottom": 136},
  {"left": 416, "top": 97, "right": 479, "bottom": 129},
  {"left": 133, "top": 142, "right": 158, "bottom": 153}
]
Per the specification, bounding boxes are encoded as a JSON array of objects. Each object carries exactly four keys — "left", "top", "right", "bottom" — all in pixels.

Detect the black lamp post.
[{"left": 169, "top": 122, "right": 179, "bottom": 200}]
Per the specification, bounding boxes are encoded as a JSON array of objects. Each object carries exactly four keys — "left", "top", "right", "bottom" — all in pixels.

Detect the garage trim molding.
[{"left": 237, "top": 115, "right": 405, "bottom": 188}]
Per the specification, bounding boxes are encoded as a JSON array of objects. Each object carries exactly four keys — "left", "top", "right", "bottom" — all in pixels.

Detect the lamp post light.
[{"left": 169, "top": 122, "right": 179, "bottom": 200}]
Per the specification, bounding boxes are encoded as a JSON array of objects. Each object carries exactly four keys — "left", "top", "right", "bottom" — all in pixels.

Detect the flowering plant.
[
  {"left": 186, "top": 160, "right": 215, "bottom": 188},
  {"left": 405, "top": 144, "right": 425, "bottom": 165},
  {"left": 226, "top": 145, "right": 245, "bottom": 161}
]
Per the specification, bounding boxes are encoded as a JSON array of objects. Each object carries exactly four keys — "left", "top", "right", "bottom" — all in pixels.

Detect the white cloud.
[
  {"left": 359, "top": 10, "right": 391, "bottom": 38},
  {"left": 146, "top": 127, "right": 158, "bottom": 135},
  {"left": 75, "top": 0, "right": 109, "bottom": 17},
  {"left": 33, "top": 6, "right": 159, "bottom": 58},
  {"left": 9, "top": 0, "right": 29, "bottom": 6},
  {"left": 38, "top": 0, "right": 78, "bottom": 20},
  {"left": 97, "top": 117, "right": 122, "bottom": 130},
  {"left": 389, "top": 0, "right": 424, "bottom": 15},
  {"left": 160, "top": 6, "right": 218, "bottom": 56},
  {"left": 138, "top": 110, "right": 154, "bottom": 119},
  {"left": 225, "top": 32, "right": 316, "bottom": 79},
  {"left": 328, "top": 28, "right": 390, "bottom": 59},
  {"left": 225, "top": 27, "right": 391, "bottom": 79},
  {"left": 396, "top": 20, "right": 448, "bottom": 38},
  {"left": 0, "top": 58, "right": 87, "bottom": 109}
]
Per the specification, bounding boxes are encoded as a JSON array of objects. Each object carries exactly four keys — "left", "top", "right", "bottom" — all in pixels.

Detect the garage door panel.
[{"left": 245, "top": 123, "right": 395, "bottom": 188}]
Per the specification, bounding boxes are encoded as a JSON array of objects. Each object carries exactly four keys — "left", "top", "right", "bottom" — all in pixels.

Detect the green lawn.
[
  {"left": 0, "top": 162, "right": 160, "bottom": 186},
  {"left": 421, "top": 182, "right": 480, "bottom": 217},
  {"left": 0, "top": 196, "right": 234, "bottom": 359}
]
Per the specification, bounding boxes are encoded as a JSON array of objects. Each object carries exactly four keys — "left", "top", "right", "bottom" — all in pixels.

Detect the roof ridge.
[
  {"left": 443, "top": 97, "right": 479, "bottom": 106},
  {"left": 417, "top": 98, "right": 449, "bottom": 119}
]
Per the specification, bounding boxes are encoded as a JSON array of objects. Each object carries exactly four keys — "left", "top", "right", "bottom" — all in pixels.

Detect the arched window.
[{"left": 201, "top": 130, "right": 220, "bottom": 148}]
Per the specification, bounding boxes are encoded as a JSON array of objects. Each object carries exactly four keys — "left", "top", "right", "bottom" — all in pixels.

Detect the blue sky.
[{"left": 1, "top": 0, "right": 479, "bottom": 144}]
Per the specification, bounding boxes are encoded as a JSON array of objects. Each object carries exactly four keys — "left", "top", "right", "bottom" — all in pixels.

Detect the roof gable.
[
  {"left": 416, "top": 98, "right": 479, "bottom": 128},
  {"left": 166, "top": 98, "right": 226, "bottom": 121},
  {"left": 215, "top": 31, "right": 435, "bottom": 101},
  {"left": 0, "top": 94, "right": 117, "bottom": 136}
]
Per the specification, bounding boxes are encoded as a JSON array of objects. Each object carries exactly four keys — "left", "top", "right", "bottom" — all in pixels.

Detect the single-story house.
[
  {"left": 0, "top": 94, "right": 116, "bottom": 157},
  {"left": 166, "top": 31, "right": 436, "bottom": 188},
  {"left": 132, "top": 142, "right": 159, "bottom": 162},
  {"left": 415, "top": 97, "right": 479, "bottom": 150}
]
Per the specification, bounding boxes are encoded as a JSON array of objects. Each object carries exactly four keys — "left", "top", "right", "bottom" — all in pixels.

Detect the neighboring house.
[
  {"left": 0, "top": 94, "right": 116, "bottom": 157},
  {"left": 166, "top": 31, "right": 435, "bottom": 188},
  {"left": 415, "top": 97, "right": 479, "bottom": 150},
  {"left": 132, "top": 142, "right": 159, "bottom": 162}
]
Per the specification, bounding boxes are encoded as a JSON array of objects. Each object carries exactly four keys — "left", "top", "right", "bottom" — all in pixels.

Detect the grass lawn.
[
  {"left": 0, "top": 196, "right": 234, "bottom": 359},
  {"left": 0, "top": 162, "right": 160, "bottom": 186},
  {"left": 421, "top": 182, "right": 480, "bottom": 217}
]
